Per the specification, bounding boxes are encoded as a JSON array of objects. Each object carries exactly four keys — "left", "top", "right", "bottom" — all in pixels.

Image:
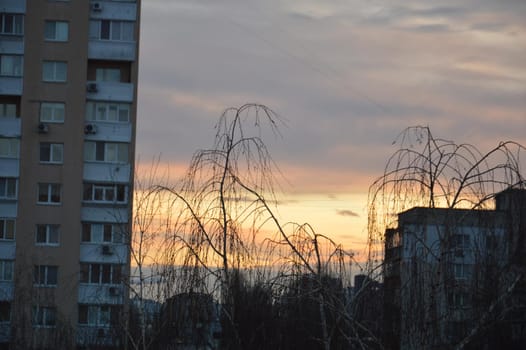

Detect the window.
[
  {"left": 44, "top": 21, "right": 68, "bottom": 41},
  {"left": 0, "top": 13, "right": 23, "bottom": 35},
  {"left": 0, "top": 55, "right": 23, "bottom": 77},
  {"left": 42, "top": 61, "right": 67, "bottom": 82},
  {"left": 78, "top": 305, "right": 119, "bottom": 326},
  {"left": 34, "top": 265, "right": 58, "bottom": 286},
  {"left": 453, "top": 264, "right": 472, "bottom": 280},
  {"left": 0, "top": 219, "right": 15, "bottom": 240},
  {"left": 83, "top": 183, "right": 127, "bottom": 203},
  {"left": 40, "top": 102, "right": 65, "bottom": 123},
  {"left": 0, "top": 103, "right": 17, "bottom": 118},
  {"left": 95, "top": 68, "right": 121, "bottom": 82},
  {"left": 84, "top": 141, "right": 129, "bottom": 163},
  {"left": 449, "top": 292, "right": 469, "bottom": 308},
  {"left": 82, "top": 223, "right": 126, "bottom": 243},
  {"left": 32, "top": 306, "right": 56, "bottom": 327},
  {"left": 0, "top": 302, "right": 10, "bottom": 323},
  {"left": 89, "top": 20, "right": 134, "bottom": 41},
  {"left": 80, "top": 263, "right": 122, "bottom": 285},
  {"left": 452, "top": 234, "right": 470, "bottom": 249},
  {"left": 0, "top": 260, "right": 13, "bottom": 281},
  {"left": 86, "top": 101, "right": 130, "bottom": 122},
  {"left": 37, "top": 183, "right": 61, "bottom": 204},
  {"left": 39, "top": 143, "right": 63, "bottom": 164},
  {"left": 0, "top": 178, "right": 17, "bottom": 199},
  {"left": 0, "top": 138, "right": 19, "bottom": 158},
  {"left": 36, "top": 225, "right": 59, "bottom": 245}
]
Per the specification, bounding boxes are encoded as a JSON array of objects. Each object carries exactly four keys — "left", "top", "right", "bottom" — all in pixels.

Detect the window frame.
[
  {"left": 0, "top": 177, "right": 17, "bottom": 200},
  {"left": 42, "top": 60, "right": 67, "bottom": 82},
  {"left": 83, "top": 183, "right": 127, "bottom": 204},
  {"left": 32, "top": 306, "right": 56, "bottom": 328},
  {"left": 0, "top": 54, "right": 23, "bottom": 77},
  {"left": 39, "top": 142, "right": 64, "bottom": 164},
  {"left": 0, "top": 138, "right": 20, "bottom": 158},
  {"left": 0, "top": 218, "right": 15, "bottom": 240},
  {"left": 44, "top": 20, "right": 69, "bottom": 41},
  {"left": 37, "top": 183, "right": 61, "bottom": 205},
  {"left": 0, "top": 260, "right": 14, "bottom": 281},
  {"left": 84, "top": 141, "right": 129, "bottom": 164},
  {"left": 80, "top": 263, "right": 122, "bottom": 285},
  {"left": 82, "top": 222, "right": 126, "bottom": 244},
  {"left": 0, "top": 102, "right": 17, "bottom": 118},
  {"left": 86, "top": 101, "right": 130, "bottom": 123},
  {"left": 89, "top": 19, "right": 134, "bottom": 42},
  {"left": 0, "top": 13, "right": 24, "bottom": 36},
  {"left": 33, "top": 265, "right": 58, "bottom": 287},
  {"left": 36, "top": 224, "right": 60, "bottom": 246},
  {"left": 78, "top": 304, "right": 119, "bottom": 326},
  {"left": 40, "top": 102, "right": 65, "bottom": 123}
]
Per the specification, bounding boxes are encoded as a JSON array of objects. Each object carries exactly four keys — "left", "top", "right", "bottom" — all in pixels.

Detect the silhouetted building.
[{"left": 383, "top": 188, "right": 526, "bottom": 349}]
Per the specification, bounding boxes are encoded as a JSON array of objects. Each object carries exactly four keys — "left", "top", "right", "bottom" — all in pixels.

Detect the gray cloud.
[
  {"left": 336, "top": 210, "right": 360, "bottom": 218},
  {"left": 138, "top": 0, "right": 526, "bottom": 192}
]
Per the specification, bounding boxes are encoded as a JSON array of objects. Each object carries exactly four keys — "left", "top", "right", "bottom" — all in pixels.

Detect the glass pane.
[
  {"left": 5, "top": 220, "right": 14, "bottom": 239},
  {"left": 42, "top": 62, "right": 54, "bottom": 81},
  {"left": 101, "top": 265, "right": 111, "bottom": 284},
  {"left": 96, "top": 142, "right": 105, "bottom": 161},
  {"left": 118, "top": 143, "right": 128, "bottom": 163},
  {"left": 91, "top": 264, "right": 100, "bottom": 283},
  {"left": 40, "top": 143, "right": 51, "bottom": 162},
  {"left": 38, "top": 184, "right": 49, "bottom": 202},
  {"left": 56, "top": 22, "right": 68, "bottom": 41},
  {"left": 101, "top": 20, "right": 110, "bottom": 40},
  {"left": 108, "top": 104, "right": 118, "bottom": 121},
  {"left": 94, "top": 187, "right": 104, "bottom": 201},
  {"left": 118, "top": 104, "right": 129, "bottom": 122},
  {"left": 111, "top": 21, "right": 121, "bottom": 40},
  {"left": 51, "top": 144, "right": 63, "bottom": 162},
  {"left": 81, "top": 224, "right": 91, "bottom": 242},
  {"left": 122, "top": 22, "right": 134, "bottom": 41},
  {"left": 83, "top": 184, "right": 93, "bottom": 201},
  {"left": 54, "top": 103, "right": 65, "bottom": 121},
  {"left": 105, "top": 143, "right": 117, "bottom": 162},
  {"left": 80, "top": 264, "right": 89, "bottom": 283},
  {"left": 103, "top": 224, "right": 112, "bottom": 242},
  {"left": 36, "top": 225, "right": 47, "bottom": 243},
  {"left": 50, "top": 185, "right": 60, "bottom": 203},
  {"left": 47, "top": 266, "right": 58, "bottom": 284},
  {"left": 6, "top": 179, "right": 16, "bottom": 197},
  {"left": 92, "top": 224, "right": 103, "bottom": 242},
  {"left": 55, "top": 62, "right": 67, "bottom": 81},
  {"left": 89, "top": 20, "right": 99, "bottom": 39},
  {"left": 49, "top": 226, "right": 59, "bottom": 243},
  {"left": 96, "top": 104, "right": 107, "bottom": 121},
  {"left": 5, "top": 104, "right": 16, "bottom": 117},
  {"left": 84, "top": 142, "right": 95, "bottom": 161},
  {"left": 105, "top": 188, "right": 115, "bottom": 201},
  {"left": 44, "top": 22, "right": 55, "bottom": 40}
]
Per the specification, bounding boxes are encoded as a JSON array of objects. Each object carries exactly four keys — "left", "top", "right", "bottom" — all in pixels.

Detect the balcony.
[
  {"left": 0, "top": 0, "right": 26, "bottom": 13},
  {"left": 78, "top": 284, "right": 124, "bottom": 305},
  {"left": 0, "top": 159, "right": 18, "bottom": 177},
  {"left": 0, "top": 203, "right": 16, "bottom": 217},
  {"left": 0, "top": 77, "right": 22, "bottom": 95},
  {"left": 89, "top": 1, "right": 137, "bottom": 21},
  {"left": 0, "top": 37, "right": 24, "bottom": 55},
  {"left": 0, "top": 117, "right": 20, "bottom": 137},
  {"left": 83, "top": 122, "right": 132, "bottom": 142},
  {"left": 81, "top": 206, "right": 129, "bottom": 223},
  {"left": 84, "top": 163, "right": 131, "bottom": 183},
  {"left": 86, "top": 81, "right": 134, "bottom": 102},
  {"left": 88, "top": 40, "right": 136, "bottom": 61},
  {"left": 79, "top": 243, "right": 128, "bottom": 264}
]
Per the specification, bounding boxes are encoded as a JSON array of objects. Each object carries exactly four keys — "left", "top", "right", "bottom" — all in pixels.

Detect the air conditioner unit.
[
  {"left": 109, "top": 287, "right": 120, "bottom": 296},
  {"left": 87, "top": 82, "right": 98, "bottom": 93},
  {"left": 92, "top": 2, "right": 103, "bottom": 12},
  {"left": 84, "top": 124, "right": 97, "bottom": 134},
  {"left": 102, "top": 245, "right": 113, "bottom": 255},
  {"left": 37, "top": 122, "right": 49, "bottom": 133}
]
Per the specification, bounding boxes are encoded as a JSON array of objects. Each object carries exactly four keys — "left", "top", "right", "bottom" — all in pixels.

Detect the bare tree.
[{"left": 368, "top": 126, "right": 526, "bottom": 349}]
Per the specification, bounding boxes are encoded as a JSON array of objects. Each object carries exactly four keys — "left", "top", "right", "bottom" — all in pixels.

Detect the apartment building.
[
  {"left": 383, "top": 188, "right": 526, "bottom": 349},
  {"left": 0, "top": 0, "right": 140, "bottom": 348}
]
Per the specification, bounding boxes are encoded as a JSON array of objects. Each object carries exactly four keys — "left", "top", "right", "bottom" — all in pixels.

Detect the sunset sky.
[{"left": 136, "top": 0, "right": 526, "bottom": 260}]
